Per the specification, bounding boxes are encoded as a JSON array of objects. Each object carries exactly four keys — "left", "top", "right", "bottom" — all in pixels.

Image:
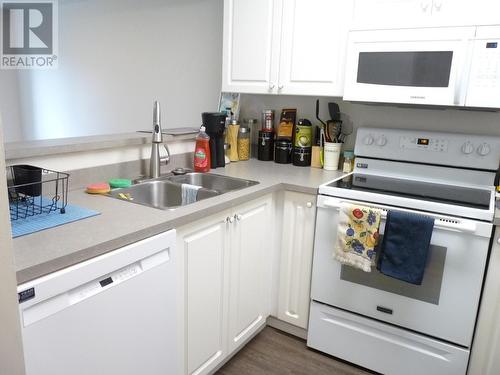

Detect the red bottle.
[{"left": 193, "top": 126, "right": 211, "bottom": 173}]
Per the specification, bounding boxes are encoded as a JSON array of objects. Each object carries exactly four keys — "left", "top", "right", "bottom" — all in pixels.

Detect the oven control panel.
[
  {"left": 355, "top": 127, "right": 500, "bottom": 170},
  {"left": 399, "top": 136, "right": 449, "bottom": 152}
]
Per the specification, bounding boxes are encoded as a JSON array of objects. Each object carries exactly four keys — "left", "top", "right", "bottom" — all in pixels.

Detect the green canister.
[{"left": 293, "top": 119, "right": 312, "bottom": 148}]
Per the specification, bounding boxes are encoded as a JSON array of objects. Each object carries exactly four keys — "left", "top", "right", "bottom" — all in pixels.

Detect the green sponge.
[{"left": 109, "top": 178, "right": 132, "bottom": 189}]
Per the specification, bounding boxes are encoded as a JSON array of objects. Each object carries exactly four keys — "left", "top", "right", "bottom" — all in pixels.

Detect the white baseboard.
[{"left": 266, "top": 316, "right": 308, "bottom": 340}]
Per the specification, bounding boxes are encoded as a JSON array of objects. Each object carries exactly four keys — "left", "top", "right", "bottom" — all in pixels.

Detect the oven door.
[
  {"left": 310, "top": 195, "right": 492, "bottom": 347},
  {"left": 343, "top": 27, "right": 475, "bottom": 106}
]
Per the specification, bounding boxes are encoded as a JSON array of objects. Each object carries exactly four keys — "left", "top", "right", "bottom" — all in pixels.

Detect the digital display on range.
[
  {"left": 486, "top": 42, "right": 498, "bottom": 49},
  {"left": 417, "top": 138, "right": 429, "bottom": 145}
]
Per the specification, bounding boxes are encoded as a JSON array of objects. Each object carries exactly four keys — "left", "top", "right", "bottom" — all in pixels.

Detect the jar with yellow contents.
[{"left": 237, "top": 126, "right": 251, "bottom": 161}]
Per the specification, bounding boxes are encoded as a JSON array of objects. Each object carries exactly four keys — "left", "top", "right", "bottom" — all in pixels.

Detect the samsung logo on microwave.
[
  {"left": 410, "top": 95, "right": 426, "bottom": 100},
  {"left": 357, "top": 163, "right": 368, "bottom": 169}
]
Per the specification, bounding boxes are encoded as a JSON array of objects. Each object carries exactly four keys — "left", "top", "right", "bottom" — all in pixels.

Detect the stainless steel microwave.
[{"left": 343, "top": 26, "right": 500, "bottom": 108}]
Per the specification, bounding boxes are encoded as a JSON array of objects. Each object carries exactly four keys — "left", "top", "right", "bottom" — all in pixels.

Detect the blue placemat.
[{"left": 10, "top": 198, "right": 100, "bottom": 238}]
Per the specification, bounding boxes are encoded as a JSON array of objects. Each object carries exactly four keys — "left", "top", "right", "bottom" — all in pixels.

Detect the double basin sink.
[{"left": 108, "top": 172, "right": 259, "bottom": 210}]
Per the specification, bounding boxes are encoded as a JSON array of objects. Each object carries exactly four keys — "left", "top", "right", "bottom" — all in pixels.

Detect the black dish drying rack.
[{"left": 7, "top": 165, "right": 69, "bottom": 221}]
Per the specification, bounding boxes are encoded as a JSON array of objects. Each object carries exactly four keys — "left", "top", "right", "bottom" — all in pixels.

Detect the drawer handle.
[{"left": 376, "top": 306, "right": 393, "bottom": 315}]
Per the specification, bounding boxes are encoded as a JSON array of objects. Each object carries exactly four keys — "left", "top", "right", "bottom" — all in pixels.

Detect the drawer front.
[{"left": 307, "top": 302, "right": 469, "bottom": 375}]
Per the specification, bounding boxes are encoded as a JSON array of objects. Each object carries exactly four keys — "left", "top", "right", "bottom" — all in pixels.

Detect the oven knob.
[
  {"left": 364, "top": 135, "right": 374, "bottom": 145},
  {"left": 376, "top": 136, "right": 387, "bottom": 146},
  {"left": 477, "top": 143, "right": 491, "bottom": 156},
  {"left": 461, "top": 141, "right": 474, "bottom": 155}
]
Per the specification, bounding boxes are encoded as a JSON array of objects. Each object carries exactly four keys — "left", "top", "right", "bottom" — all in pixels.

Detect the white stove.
[{"left": 307, "top": 128, "right": 500, "bottom": 375}]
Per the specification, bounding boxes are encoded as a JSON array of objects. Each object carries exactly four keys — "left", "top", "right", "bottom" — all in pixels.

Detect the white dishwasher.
[{"left": 17, "top": 229, "right": 178, "bottom": 375}]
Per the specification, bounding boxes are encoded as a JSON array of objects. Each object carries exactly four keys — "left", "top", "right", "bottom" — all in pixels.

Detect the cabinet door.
[
  {"left": 468, "top": 0, "right": 500, "bottom": 27},
  {"left": 227, "top": 196, "right": 272, "bottom": 352},
  {"left": 429, "top": 0, "right": 471, "bottom": 27},
  {"left": 468, "top": 227, "right": 500, "bottom": 375},
  {"left": 177, "top": 211, "right": 230, "bottom": 375},
  {"left": 277, "top": 192, "right": 316, "bottom": 329},
  {"left": 278, "top": 0, "right": 353, "bottom": 96},
  {"left": 352, "top": 0, "right": 433, "bottom": 30},
  {"left": 222, "top": 0, "right": 282, "bottom": 94}
]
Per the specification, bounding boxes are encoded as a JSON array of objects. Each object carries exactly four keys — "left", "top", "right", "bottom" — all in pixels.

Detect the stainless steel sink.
[
  {"left": 107, "top": 173, "right": 259, "bottom": 210},
  {"left": 165, "top": 173, "right": 259, "bottom": 194}
]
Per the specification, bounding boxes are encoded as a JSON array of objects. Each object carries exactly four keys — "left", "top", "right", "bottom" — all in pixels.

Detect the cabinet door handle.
[
  {"left": 421, "top": 1, "right": 430, "bottom": 12},
  {"left": 234, "top": 214, "right": 242, "bottom": 221},
  {"left": 226, "top": 216, "right": 234, "bottom": 224},
  {"left": 269, "top": 83, "right": 275, "bottom": 90},
  {"left": 278, "top": 84, "right": 284, "bottom": 90},
  {"left": 306, "top": 202, "right": 313, "bottom": 208},
  {"left": 433, "top": 0, "right": 442, "bottom": 11}
]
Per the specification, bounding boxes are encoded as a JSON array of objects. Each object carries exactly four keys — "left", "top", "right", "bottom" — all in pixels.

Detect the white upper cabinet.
[
  {"left": 352, "top": 0, "right": 434, "bottom": 30},
  {"left": 352, "top": 0, "right": 500, "bottom": 30},
  {"left": 278, "top": 0, "right": 353, "bottom": 96},
  {"left": 222, "top": 0, "right": 282, "bottom": 94},
  {"left": 222, "top": 0, "right": 354, "bottom": 96}
]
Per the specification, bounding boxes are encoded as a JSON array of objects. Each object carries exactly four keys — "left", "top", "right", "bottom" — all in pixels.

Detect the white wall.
[
  {"left": 239, "top": 95, "right": 500, "bottom": 150},
  {"left": 1, "top": 0, "right": 223, "bottom": 142},
  {"left": 0, "top": 71, "right": 23, "bottom": 142},
  {"left": 0, "top": 118, "right": 26, "bottom": 375}
]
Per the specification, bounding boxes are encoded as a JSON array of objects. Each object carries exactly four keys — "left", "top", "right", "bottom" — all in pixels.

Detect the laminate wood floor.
[{"left": 216, "top": 327, "right": 375, "bottom": 375}]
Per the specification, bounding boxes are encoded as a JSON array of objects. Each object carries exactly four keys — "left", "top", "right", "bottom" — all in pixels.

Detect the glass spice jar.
[{"left": 237, "top": 126, "right": 250, "bottom": 161}]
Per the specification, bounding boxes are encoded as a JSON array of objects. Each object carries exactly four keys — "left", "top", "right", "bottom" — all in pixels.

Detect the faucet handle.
[{"left": 160, "top": 143, "right": 171, "bottom": 165}]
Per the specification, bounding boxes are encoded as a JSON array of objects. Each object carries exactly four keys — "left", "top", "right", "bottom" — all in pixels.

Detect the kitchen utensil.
[
  {"left": 338, "top": 121, "right": 353, "bottom": 143},
  {"left": 327, "top": 102, "right": 342, "bottom": 143},
  {"left": 315, "top": 99, "right": 327, "bottom": 128}
]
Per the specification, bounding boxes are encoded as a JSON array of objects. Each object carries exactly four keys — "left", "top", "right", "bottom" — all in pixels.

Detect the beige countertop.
[{"left": 13, "top": 160, "right": 345, "bottom": 284}]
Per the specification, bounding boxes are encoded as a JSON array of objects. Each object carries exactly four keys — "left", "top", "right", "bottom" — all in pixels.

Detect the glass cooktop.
[{"left": 328, "top": 174, "right": 491, "bottom": 210}]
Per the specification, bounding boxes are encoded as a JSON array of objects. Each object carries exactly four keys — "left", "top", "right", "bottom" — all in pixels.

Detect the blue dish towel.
[
  {"left": 377, "top": 211, "right": 434, "bottom": 285},
  {"left": 10, "top": 199, "right": 100, "bottom": 238}
]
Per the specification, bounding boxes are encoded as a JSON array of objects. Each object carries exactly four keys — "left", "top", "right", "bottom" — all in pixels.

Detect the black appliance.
[{"left": 202, "top": 112, "right": 226, "bottom": 168}]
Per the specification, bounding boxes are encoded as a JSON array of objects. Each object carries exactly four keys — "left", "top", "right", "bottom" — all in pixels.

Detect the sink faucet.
[{"left": 149, "top": 100, "right": 170, "bottom": 178}]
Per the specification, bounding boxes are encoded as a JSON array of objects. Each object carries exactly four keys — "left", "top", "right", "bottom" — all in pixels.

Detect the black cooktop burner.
[{"left": 328, "top": 174, "right": 491, "bottom": 210}]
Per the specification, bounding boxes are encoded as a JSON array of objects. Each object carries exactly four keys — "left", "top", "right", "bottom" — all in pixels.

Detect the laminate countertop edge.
[{"left": 14, "top": 160, "right": 344, "bottom": 285}]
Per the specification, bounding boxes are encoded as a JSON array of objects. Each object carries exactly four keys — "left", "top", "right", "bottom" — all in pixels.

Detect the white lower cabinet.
[
  {"left": 277, "top": 192, "right": 316, "bottom": 329},
  {"left": 228, "top": 197, "right": 272, "bottom": 352},
  {"left": 468, "top": 226, "right": 500, "bottom": 375},
  {"left": 177, "top": 210, "right": 230, "bottom": 375},
  {"left": 177, "top": 195, "right": 273, "bottom": 375}
]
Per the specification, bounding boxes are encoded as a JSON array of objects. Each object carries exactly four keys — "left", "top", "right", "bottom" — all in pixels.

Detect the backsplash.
[{"left": 239, "top": 95, "right": 500, "bottom": 150}]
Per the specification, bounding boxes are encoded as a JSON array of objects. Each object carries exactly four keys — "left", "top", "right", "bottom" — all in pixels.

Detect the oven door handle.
[{"left": 322, "top": 199, "right": 478, "bottom": 234}]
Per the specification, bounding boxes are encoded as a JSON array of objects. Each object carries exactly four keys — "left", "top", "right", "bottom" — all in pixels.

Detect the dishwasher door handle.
[{"left": 322, "top": 199, "right": 478, "bottom": 234}]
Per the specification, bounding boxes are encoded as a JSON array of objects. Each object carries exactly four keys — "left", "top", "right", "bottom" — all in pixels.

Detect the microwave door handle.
[{"left": 322, "top": 199, "right": 477, "bottom": 234}]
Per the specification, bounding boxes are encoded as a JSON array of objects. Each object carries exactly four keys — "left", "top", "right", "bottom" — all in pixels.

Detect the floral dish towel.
[{"left": 334, "top": 203, "right": 382, "bottom": 272}]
